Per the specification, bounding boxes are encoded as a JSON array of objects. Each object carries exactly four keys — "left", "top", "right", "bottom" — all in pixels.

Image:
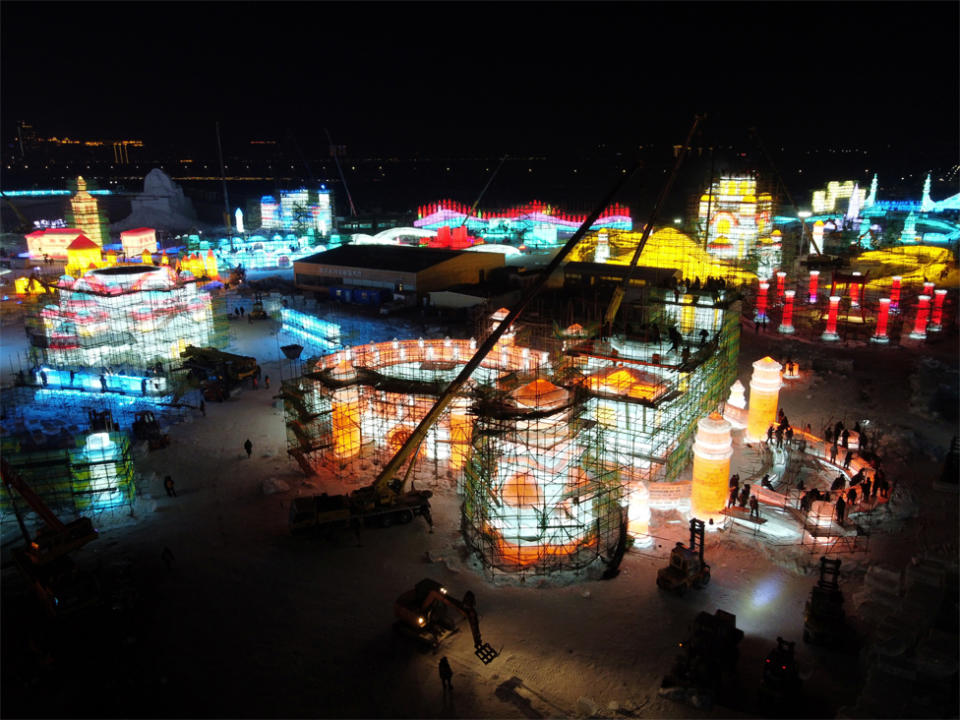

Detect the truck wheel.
[{"left": 398, "top": 510, "right": 414, "bottom": 524}]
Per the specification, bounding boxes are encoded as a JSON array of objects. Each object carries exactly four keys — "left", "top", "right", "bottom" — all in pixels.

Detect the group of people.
[{"left": 727, "top": 474, "right": 761, "bottom": 520}]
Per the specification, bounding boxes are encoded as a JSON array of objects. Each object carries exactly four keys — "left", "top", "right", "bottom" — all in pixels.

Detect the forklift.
[
  {"left": 803, "top": 557, "right": 845, "bottom": 645},
  {"left": 657, "top": 518, "right": 710, "bottom": 594},
  {"left": 758, "top": 636, "right": 803, "bottom": 713},
  {"left": 131, "top": 411, "right": 170, "bottom": 451},
  {"left": 250, "top": 292, "right": 268, "bottom": 320}
]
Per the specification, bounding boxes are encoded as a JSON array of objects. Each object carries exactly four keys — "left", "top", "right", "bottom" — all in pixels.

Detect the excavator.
[
  {"left": 394, "top": 578, "right": 499, "bottom": 664},
  {"left": 1, "top": 458, "right": 100, "bottom": 617}
]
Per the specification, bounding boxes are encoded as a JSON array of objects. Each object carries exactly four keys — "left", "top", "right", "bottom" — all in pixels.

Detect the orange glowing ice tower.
[
  {"left": 871, "top": 298, "right": 891, "bottom": 343},
  {"left": 808, "top": 270, "right": 819, "bottom": 303},
  {"left": 822, "top": 296, "right": 841, "bottom": 341},
  {"left": 779, "top": 290, "right": 796, "bottom": 334},
  {"left": 746, "top": 356, "right": 782, "bottom": 442},
  {"left": 330, "top": 362, "right": 361, "bottom": 460},
  {"left": 909, "top": 295, "right": 931, "bottom": 340},
  {"left": 756, "top": 281, "right": 769, "bottom": 320},
  {"left": 448, "top": 396, "right": 472, "bottom": 472},
  {"left": 690, "top": 412, "right": 734, "bottom": 523},
  {"left": 890, "top": 276, "right": 902, "bottom": 311},
  {"left": 930, "top": 289, "right": 947, "bottom": 331},
  {"left": 627, "top": 482, "right": 652, "bottom": 546}
]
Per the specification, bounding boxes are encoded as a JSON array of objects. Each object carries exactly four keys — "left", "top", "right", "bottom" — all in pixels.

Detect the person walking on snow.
[
  {"left": 749, "top": 495, "right": 760, "bottom": 520},
  {"left": 244, "top": 438, "right": 253, "bottom": 458},
  {"left": 439, "top": 657, "right": 453, "bottom": 691},
  {"left": 164, "top": 475, "right": 176, "bottom": 497}
]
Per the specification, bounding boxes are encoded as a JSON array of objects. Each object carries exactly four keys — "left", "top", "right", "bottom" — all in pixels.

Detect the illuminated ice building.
[
  {"left": 698, "top": 176, "right": 774, "bottom": 261},
  {"left": 414, "top": 200, "right": 632, "bottom": 248},
  {"left": 284, "top": 278, "right": 741, "bottom": 575},
  {"left": 27, "top": 264, "right": 221, "bottom": 370},
  {"left": 260, "top": 188, "right": 334, "bottom": 236}
]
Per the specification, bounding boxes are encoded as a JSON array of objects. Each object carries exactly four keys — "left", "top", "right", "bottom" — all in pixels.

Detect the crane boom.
[
  {"left": 602, "top": 115, "right": 704, "bottom": 334},
  {"left": 372, "top": 158, "right": 642, "bottom": 488}
]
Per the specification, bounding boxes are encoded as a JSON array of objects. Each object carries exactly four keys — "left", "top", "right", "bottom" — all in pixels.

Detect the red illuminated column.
[
  {"left": 923, "top": 281, "right": 935, "bottom": 298},
  {"left": 909, "top": 295, "right": 931, "bottom": 340},
  {"left": 776, "top": 271, "right": 786, "bottom": 297},
  {"left": 756, "top": 281, "right": 769, "bottom": 320},
  {"left": 890, "top": 276, "right": 902, "bottom": 311},
  {"left": 930, "top": 289, "right": 947, "bottom": 331},
  {"left": 822, "top": 295, "right": 841, "bottom": 341},
  {"left": 779, "top": 290, "right": 796, "bottom": 334},
  {"left": 871, "top": 298, "right": 891, "bottom": 343},
  {"left": 808, "top": 270, "right": 819, "bottom": 303},
  {"left": 850, "top": 271, "right": 862, "bottom": 307}
]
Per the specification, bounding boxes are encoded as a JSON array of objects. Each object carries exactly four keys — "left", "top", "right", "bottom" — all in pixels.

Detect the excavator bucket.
[{"left": 475, "top": 642, "right": 499, "bottom": 665}]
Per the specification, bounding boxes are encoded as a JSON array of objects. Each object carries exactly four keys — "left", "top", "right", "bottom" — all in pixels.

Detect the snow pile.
[
  {"left": 112, "top": 169, "right": 207, "bottom": 233},
  {"left": 261, "top": 477, "right": 290, "bottom": 495}
]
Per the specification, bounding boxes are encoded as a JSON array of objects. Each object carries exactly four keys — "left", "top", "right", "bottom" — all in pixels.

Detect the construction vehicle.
[
  {"left": 803, "top": 557, "right": 845, "bottom": 645},
  {"left": 289, "top": 483, "right": 433, "bottom": 535},
  {"left": 393, "top": 578, "right": 499, "bottom": 664},
  {"left": 249, "top": 292, "right": 268, "bottom": 320},
  {"left": 131, "top": 410, "right": 170, "bottom": 450},
  {"left": 657, "top": 518, "right": 711, "bottom": 594},
  {"left": 1, "top": 458, "right": 100, "bottom": 617},
  {"left": 660, "top": 609, "right": 743, "bottom": 710},
  {"left": 758, "top": 636, "right": 803, "bottom": 713},
  {"left": 180, "top": 345, "right": 260, "bottom": 400},
  {"left": 88, "top": 408, "right": 116, "bottom": 432}
]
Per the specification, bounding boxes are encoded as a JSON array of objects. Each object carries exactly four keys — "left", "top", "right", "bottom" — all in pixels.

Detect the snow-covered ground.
[{"left": 1, "top": 291, "right": 957, "bottom": 718}]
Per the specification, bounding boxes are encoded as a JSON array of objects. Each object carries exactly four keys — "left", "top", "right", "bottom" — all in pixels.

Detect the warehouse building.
[{"left": 293, "top": 244, "right": 504, "bottom": 303}]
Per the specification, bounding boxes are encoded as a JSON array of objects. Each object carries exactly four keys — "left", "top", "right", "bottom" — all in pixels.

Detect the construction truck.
[
  {"left": 803, "top": 557, "right": 845, "bottom": 645},
  {"left": 393, "top": 578, "right": 499, "bottom": 664},
  {"left": 131, "top": 410, "right": 170, "bottom": 450},
  {"left": 660, "top": 609, "right": 743, "bottom": 710},
  {"left": 657, "top": 518, "right": 711, "bottom": 594},
  {"left": 180, "top": 345, "right": 260, "bottom": 400},
  {"left": 1, "top": 458, "right": 100, "bottom": 617},
  {"left": 289, "top": 481, "right": 433, "bottom": 535},
  {"left": 88, "top": 409, "right": 116, "bottom": 432},
  {"left": 758, "top": 636, "right": 803, "bottom": 713}
]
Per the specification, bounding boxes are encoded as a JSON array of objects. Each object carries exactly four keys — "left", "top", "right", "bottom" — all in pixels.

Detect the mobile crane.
[
  {"left": 289, "top": 135, "right": 646, "bottom": 540},
  {"left": 1, "top": 458, "right": 100, "bottom": 617},
  {"left": 394, "top": 578, "right": 499, "bottom": 664}
]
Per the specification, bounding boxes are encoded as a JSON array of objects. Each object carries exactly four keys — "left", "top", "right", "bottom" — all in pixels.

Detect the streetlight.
[{"left": 797, "top": 211, "right": 812, "bottom": 256}]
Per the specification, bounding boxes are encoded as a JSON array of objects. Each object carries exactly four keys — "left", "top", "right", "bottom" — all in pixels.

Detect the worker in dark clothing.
[
  {"left": 698, "top": 329, "right": 709, "bottom": 347},
  {"left": 142, "top": 378, "right": 148, "bottom": 395},
  {"left": 40, "top": 370, "right": 48, "bottom": 387},
  {"left": 775, "top": 426, "right": 784, "bottom": 448},
  {"left": 829, "top": 442, "right": 839, "bottom": 463},
  {"left": 749, "top": 495, "right": 760, "bottom": 520},
  {"left": 785, "top": 427, "right": 794, "bottom": 448},
  {"left": 761, "top": 474, "right": 774, "bottom": 490},
  {"left": 69, "top": 369, "right": 76, "bottom": 386},
  {"left": 824, "top": 427, "right": 833, "bottom": 445},
  {"left": 244, "top": 438, "right": 253, "bottom": 458},
  {"left": 681, "top": 346, "right": 691, "bottom": 364},
  {"left": 850, "top": 468, "right": 864, "bottom": 486},
  {"left": 164, "top": 475, "right": 177, "bottom": 497},
  {"left": 831, "top": 474, "right": 846, "bottom": 491},
  {"left": 738, "top": 483, "right": 751, "bottom": 508},
  {"left": 835, "top": 496, "right": 846, "bottom": 525},
  {"left": 264, "top": 375, "right": 270, "bottom": 389},
  {"left": 846, "top": 487, "right": 857, "bottom": 505},
  {"left": 200, "top": 399, "right": 206, "bottom": 417},
  {"left": 843, "top": 449, "right": 853, "bottom": 470},
  {"left": 729, "top": 473, "right": 740, "bottom": 489},
  {"left": 834, "top": 420, "right": 844, "bottom": 438},
  {"left": 439, "top": 656, "right": 453, "bottom": 691},
  {"left": 239, "top": 306, "right": 244, "bottom": 317},
  {"left": 767, "top": 425, "right": 775, "bottom": 443},
  {"left": 727, "top": 485, "right": 739, "bottom": 508},
  {"left": 861, "top": 477, "right": 872, "bottom": 501},
  {"left": 841, "top": 428, "right": 850, "bottom": 449},
  {"left": 100, "top": 374, "right": 107, "bottom": 393}
]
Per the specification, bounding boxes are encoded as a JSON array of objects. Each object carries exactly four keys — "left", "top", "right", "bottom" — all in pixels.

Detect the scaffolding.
[
  {"left": 23, "top": 264, "right": 228, "bottom": 373},
  {"left": 1, "top": 430, "right": 136, "bottom": 525}
]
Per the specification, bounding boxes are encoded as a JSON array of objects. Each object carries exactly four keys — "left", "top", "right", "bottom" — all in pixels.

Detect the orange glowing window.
[{"left": 501, "top": 473, "right": 543, "bottom": 508}]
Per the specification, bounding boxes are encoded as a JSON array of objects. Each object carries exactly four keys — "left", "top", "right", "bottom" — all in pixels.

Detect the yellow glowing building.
[
  {"left": 569, "top": 227, "right": 757, "bottom": 285},
  {"left": 698, "top": 176, "right": 774, "bottom": 260},
  {"left": 64, "top": 235, "right": 103, "bottom": 277},
  {"left": 811, "top": 180, "right": 866, "bottom": 214},
  {"left": 68, "top": 177, "right": 107, "bottom": 247}
]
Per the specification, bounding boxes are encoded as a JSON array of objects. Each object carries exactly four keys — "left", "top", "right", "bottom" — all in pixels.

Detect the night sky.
[{"left": 3, "top": 1, "right": 958, "bottom": 160}]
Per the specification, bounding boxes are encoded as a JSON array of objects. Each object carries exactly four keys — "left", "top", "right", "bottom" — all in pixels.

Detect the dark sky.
[{"left": 2, "top": 1, "right": 958, "bottom": 159}]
